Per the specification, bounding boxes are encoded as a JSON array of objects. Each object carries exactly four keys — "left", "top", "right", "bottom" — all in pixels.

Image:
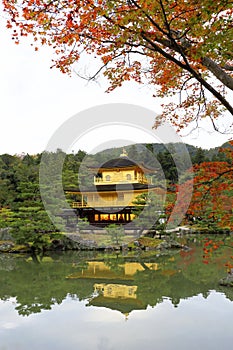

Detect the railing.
[
  {"left": 94, "top": 177, "right": 104, "bottom": 183},
  {"left": 72, "top": 201, "right": 128, "bottom": 208},
  {"left": 71, "top": 201, "right": 149, "bottom": 208},
  {"left": 94, "top": 178, "right": 149, "bottom": 185},
  {"left": 72, "top": 202, "right": 89, "bottom": 208}
]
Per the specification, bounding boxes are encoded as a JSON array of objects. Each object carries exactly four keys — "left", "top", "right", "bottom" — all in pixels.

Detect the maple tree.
[
  {"left": 163, "top": 142, "right": 233, "bottom": 231},
  {"left": 3, "top": 0, "right": 233, "bottom": 131},
  {"left": 190, "top": 166, "right": 232, "bottom": 229},
  {"left": 186, "top": 142, "right": 233, "bottom": 230},
  {"left": 169, "top": 161, "right": 233, "bottom": 231}
]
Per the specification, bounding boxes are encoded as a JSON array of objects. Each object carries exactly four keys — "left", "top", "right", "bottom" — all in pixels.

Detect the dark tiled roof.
[
  {"left": 104, "top": 158, "right": 140, "bottom": 168},
  {"left": 90, "top": 157, "right": 156, "bottom": 171},
  {"left": 65, "top": 183, "right": 157, "bottom": 193},
  {"left": 90, "top": 157, "right": 137, "bottom": 169}
]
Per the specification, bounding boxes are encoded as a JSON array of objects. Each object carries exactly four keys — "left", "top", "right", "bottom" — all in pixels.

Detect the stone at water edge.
[{"left": 219, "top": 270, "right": 233, "bottom": 287}]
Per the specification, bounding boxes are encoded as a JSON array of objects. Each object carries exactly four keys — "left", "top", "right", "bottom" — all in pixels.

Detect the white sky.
[{"left": 0, "top": 8, "right": 232, "bottom": 155}]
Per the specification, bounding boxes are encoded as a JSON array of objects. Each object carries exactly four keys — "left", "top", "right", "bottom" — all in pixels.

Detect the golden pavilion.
[{"left": 65, "top": 149, "right": 158, "bottom": 226}]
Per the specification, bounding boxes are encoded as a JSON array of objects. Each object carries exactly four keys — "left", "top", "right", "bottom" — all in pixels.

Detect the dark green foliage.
[
  {"left": 192, "top": 147, "right": 208, "bottom": 165},
  {"left": 0, "top": 150, "right": 87, "bottom": 250},
  {"left": 156, "top": 150, "right": 178, "bottom": 182},
  {"left": 9, "top": 206, "right": 60, "bottom": 250},
  {"left": 106, "top": 224, "right": 125, "bottom": 245}
]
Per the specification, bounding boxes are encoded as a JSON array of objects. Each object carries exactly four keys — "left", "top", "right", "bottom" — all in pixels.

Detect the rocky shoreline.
[
  {"left": 0, "top": 235, "right": 188, "bottom": 253},
  {"left": 0, "top": 224, "right": 231, "bottom": 254}
]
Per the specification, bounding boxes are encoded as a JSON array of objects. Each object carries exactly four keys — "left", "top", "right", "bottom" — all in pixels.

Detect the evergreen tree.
[
  {"left": 157, "top": 151, "right": 178, "bottom": 183},
  {"left": 192, "top": 147, "right": 208, "bottom": 165}
]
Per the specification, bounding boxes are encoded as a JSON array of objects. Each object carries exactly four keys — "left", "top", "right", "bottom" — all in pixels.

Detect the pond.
[{"left": 1, "top": 240, "right": 233, "bottom": 350}]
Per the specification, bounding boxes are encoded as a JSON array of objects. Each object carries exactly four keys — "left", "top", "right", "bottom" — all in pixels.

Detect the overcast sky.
[{"left": 0, "top": 8, "right": 232, "bottom": 155}]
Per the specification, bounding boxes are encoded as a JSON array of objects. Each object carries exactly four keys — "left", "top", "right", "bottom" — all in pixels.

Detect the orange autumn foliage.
[
  {"left": 167, "top": 141, "right": 233, "bottom": 230},
  {"left": 2, "top": 0, "right": 233, "bottom": 131}
]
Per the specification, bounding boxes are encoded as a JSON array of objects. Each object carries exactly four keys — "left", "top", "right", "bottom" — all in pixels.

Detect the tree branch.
[
  {"left": 140, "top": 32, "right": 233, "bottom": 116},
  {"left": 202, "top": 57, "right": 233, "bottom": 91}
]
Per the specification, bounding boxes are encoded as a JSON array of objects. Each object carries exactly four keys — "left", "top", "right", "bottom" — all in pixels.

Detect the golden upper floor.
[
  {"left": 91, "top": 152, "right": 155, "bottom": 186},
  {"left": 94, "top": 168, "right": 148, "bottom": 185}
]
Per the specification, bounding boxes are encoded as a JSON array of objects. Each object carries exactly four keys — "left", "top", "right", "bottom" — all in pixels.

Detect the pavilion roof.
[
  {"left": 89, "top": 157, "right": 156, "bottom": 172},
  {"left": 65, "top": 183, "right": 158, "bottom": 193}
]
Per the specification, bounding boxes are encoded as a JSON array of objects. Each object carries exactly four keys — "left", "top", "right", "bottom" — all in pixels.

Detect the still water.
[{"left": 1, "top": 242, "right": 233, "bottom": 350}]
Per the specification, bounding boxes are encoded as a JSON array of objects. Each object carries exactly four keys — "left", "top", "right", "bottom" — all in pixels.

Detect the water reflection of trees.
[{"left": 0, "top": 246, "right": 232, "bottom": 316}]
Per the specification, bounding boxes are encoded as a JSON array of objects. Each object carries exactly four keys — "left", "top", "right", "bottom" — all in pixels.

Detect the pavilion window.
[{"left": 126, "top": 174, "right": 131, "bottom": 181}]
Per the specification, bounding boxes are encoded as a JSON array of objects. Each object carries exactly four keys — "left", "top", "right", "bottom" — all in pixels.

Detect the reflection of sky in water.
[{"left": 1, "top": 292, "right": 233, "bottom": 350}]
